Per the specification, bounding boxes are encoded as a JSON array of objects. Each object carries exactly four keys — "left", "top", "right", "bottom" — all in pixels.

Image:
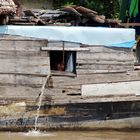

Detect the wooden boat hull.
[
  {"left": 0, "top": 100, "right": 139, "bottom": 131},
  {"left": 0, "top": 35, "right": 138, "bottom": 131}
]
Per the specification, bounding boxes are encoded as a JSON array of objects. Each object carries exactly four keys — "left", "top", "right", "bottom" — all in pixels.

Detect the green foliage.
[
  {"left": 63, "top": 2, "right": 74, "bottom": 7},
  {"left": 84, "top": 0, "right": 120, "bottom": 18},
  {"left": 54, "top": 0, "right": 120, "bottom": 19}
]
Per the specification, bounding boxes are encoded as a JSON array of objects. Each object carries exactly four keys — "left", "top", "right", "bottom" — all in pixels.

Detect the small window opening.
[{"left": 50, "top": 51, "right": 76, "bottom": 74}]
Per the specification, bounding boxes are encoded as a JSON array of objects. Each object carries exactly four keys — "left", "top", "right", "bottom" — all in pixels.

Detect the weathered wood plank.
[
  {"left": 0, "top": 50, "right": 49, "bottom": 58},
  {"left": 0, "top": 85, "right": 41, "bottom": 98},
  {"left": 76, "top": 69, "right": 128, "bottom": 75},
  {"left": 77, "top": 52, "right": 133, "bottom": 61},
  {"left": 84, "top": 46, "right": 131, "bottom": 53},
  {"left": 76, "top": 64, "right": 133, "bottom": 70},
  {"left": 53, "top": 71, "right": 140, "bottom": 87},
  {"left": 77, "top": 59, "right": 134, "bottom": 65},
  {"left": 76, "top": 45, "right": 134, "bottom": 72},
  {"left": 81, "top": 81, "right": 140, "bottom": 96},
  {"left": 43, "top": 41, "right": 88, "bottom": 51},
  {"left": 0, "top": 40, "right": 48, "bottom": 51},
  {"left": 48, "top": 41, "right": 80, "bottom": 48},
  {"left": 0, "top": 51, "right": 50, "bottom": 75},
  {"left": 41, "top": 46, "right": 89, "bottom": 51},
  {"left": 0, "top": 74, "right": 46, "bottom": 87},
  {"left": 0, "top": 58, "right": 50, "bottom": 75},
  {"left": 51, "top": 70, "right": 76, "bottom": 77}
]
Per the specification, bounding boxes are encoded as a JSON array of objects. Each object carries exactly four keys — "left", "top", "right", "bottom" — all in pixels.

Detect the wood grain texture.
[
  {"left": 0, "top": 74, "right": 46, "bottom": 87},
  {"left": 0, "top": 50, "right": 50, "bottom": 74},
  {"left": 0, "top": 40, "right": 48, "bottom": 51},
  {"left": 0, "top": 38, "right": 50, "bottom": 75},
  {"left": 76, "top": 46, "right": 134, "bottom": 74}
]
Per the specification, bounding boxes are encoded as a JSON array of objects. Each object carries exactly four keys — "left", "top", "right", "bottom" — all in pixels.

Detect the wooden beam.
[
  {"left": 41, "top": 46, "right": 89, "bottom": 51},
  {"left": 51, "top": 70, "right": 76, "bottom": 77},
  {"left": 120, "top": 23, "right": 140, "bottom": 27}
]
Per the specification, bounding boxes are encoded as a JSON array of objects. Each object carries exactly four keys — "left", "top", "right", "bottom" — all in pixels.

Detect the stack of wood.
[
  {"left": 0, "top": 0, "right": 16, "bottom": 15},
  {"left": 9, "top": 9, "right": 70, "bottom": 25},
  {"left": 9, "top": 5, "right": 120, "bottom": 27},
  {"left": 61, "top": 6, "right": 120, "bottom": 27},
  {"left": 62, "top": 6, "right": 105, "bottom": 23},
  {"left": 9, "top": 10, "right": 46, "bottom": 25}
]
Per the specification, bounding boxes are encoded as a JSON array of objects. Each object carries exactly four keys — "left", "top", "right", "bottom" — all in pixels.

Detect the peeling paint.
[{"left": 0, "top": 102, "right": 26, "bottom": 116}]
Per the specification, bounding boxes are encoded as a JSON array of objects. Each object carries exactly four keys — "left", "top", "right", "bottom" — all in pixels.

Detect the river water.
[{"left": 0, "top": 131, "right": 140, "bottom": 140}]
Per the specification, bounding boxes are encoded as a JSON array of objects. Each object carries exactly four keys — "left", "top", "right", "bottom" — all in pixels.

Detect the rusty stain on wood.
[{"left": 46, "top": 107, "right": 66, "bottom": 116}]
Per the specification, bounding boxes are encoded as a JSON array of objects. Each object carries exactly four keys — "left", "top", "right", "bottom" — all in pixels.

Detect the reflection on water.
[{"left": 0, "top": 131, "right": 140, "bottom": 140}]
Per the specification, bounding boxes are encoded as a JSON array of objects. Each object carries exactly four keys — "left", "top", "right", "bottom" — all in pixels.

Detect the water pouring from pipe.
[{"left": 34, "top": 74, "right": 52, "bottom": 131}]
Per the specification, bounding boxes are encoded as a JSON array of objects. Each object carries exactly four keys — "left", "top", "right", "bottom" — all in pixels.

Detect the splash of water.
[
  {"left": 34, "top": 74, "right": 51, "bottom": 131},
  {"left": 25, "top": 130, "right": 42, "bottom": 136},
  {"left": 22, "top": 129, "right": 54, "bottom": 137}
]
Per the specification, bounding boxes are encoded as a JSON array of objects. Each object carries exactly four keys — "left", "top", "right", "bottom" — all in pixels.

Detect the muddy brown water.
[{"left": 0, "top": 131, "right": 140, "bottom": 140}]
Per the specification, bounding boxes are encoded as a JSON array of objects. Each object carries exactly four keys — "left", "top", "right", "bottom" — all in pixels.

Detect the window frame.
[{"left": 40, "top": 41, "right": 89, "bottom": 77}]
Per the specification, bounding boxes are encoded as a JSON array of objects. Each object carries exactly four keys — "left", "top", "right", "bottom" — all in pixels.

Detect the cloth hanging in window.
[{"left": 129, "top": 0, "right": 139, "bottom": 17}]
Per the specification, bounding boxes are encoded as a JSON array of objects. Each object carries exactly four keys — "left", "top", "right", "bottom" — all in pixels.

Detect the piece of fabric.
[
  {"left": 129, "top": 0, "right": 139, "bottom": 17},
  {"left": 0, "top": 25, "right": 135, "bottom": 48},
  {"left": 119, "top": 0, "right": 128, "bottom": 21},
  {"left": 65, "top": 52, "right": 74, "bottom": 73}
]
